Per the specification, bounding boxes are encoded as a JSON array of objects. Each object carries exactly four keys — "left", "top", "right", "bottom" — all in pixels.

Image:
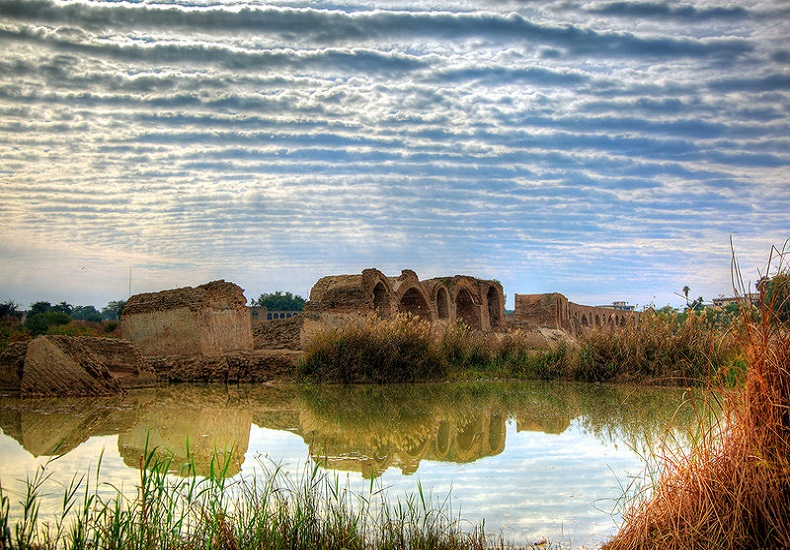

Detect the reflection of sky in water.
[
  {"left": 1, "top": 382, "right": 694, "bottom": 550},
  {"left": 1, "top": 420, "right": 639, "bottom": 548},
  {"left": 239, "top": 420, "right": 643, "bottom": 548}
]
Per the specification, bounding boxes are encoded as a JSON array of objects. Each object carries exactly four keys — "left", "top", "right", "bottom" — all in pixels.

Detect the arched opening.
[
  {"left": 595, "top": 314, "right": 601, "bottom": 326},
  {"left": 436, "top": 287, "right": 449, "bottom": 320},
  {"left": 456, "top": 288, "right": 481, "bottom": 329},
  {"left": 488, "top": 413, "right": 505, "bottom": 453},
  {"left": 581, "top": 314, "right": 589, "bottom": 326},
  {"left": 399, "top": 287, "right": 431, "bottom": 320},
  {"left": 267, "top": 313, "right": 273, "bottom": 320},
  {"left": 373, "top": 282, "right": 390, "bottom": 319},
  {"left": 487, "top": 286, "right": 501, "bottom": 328}
]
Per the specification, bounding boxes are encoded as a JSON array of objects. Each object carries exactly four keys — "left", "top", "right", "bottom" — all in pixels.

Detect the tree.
[
  {"left": 252, "top": 291, "right": 306, "bottom": 311},
  {"left": 51, "top": 301, "right": 73, "bottom": 315},
  {"left": 72, "top": 305, "right": 103, "bottom": 323},
  {"left": 23, "top": 311, "right": 71, "bottom": 336},
  {"left": 0, "top": 300, "right": 22, "bottom": 320},
  {"left": 101, "top": 300, "right": 126, "bottom": 321},
  {"left": 759, "top": 273, "right": 790, "bottom": 322},
  {"left": 682, "top": 285, "right": 690, "bottom": 306},
  {"left": 29, "top": 301, "right": 52, "bottom": 316}
]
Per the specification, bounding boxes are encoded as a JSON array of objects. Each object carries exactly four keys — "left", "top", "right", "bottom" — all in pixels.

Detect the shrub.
[
  {"left": 22, "top": 311, "right": 71, "bottom": 336},
  {"left": 299, "top": 314, "right": 445, "bottom": 383},
  {"left": 573, "top": 309, "right": 742, "bottom": 384}
]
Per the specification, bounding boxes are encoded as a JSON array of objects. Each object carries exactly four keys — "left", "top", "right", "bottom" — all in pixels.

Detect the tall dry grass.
[
  {"left": 298, "top": 314, "right": 575, "bottom": 383},
  {"left": 573, "top": 308, "right": 743, "bottom": 385},
  {"left": 605, "top": 253, "right": 790, "bottom": 549}
]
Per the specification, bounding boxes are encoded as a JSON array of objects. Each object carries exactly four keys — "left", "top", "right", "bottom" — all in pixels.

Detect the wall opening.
[
  {"left": 436, "top": 287, "right": 449, "bottom": 320},
  {"left": 487, "top": 286, "right": 501, "bottom": 328},
  {"left": 373, "top": 282, "right": 391, "bottom": 319},
  {"left": 399, "top": 287, "right": 431, "bottom": 320},
  {"left": 456, "top": 288, "right": 481, "bottom": 329}
]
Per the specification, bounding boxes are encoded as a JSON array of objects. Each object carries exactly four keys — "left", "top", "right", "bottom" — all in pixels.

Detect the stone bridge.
[
  {"left": 301, "top": 268, "right": 505, "bottom": 344},
  {"left": 514, "top": 293, "right": 639, "bottom": 336}
]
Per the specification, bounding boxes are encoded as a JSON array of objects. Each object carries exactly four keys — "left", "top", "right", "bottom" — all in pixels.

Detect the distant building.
[
  {"left": 596, "top": 301, "right": 636, "bottom": 311},
  {"left": 249, "top": 306, "right": 300, "bottom": 324},
  {"left": 712, "top": 295, "right": 758, "bottom": 308}
]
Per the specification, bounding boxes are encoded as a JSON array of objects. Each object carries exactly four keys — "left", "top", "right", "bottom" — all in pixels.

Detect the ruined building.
[
  {"left": 122, "top": 280, "right": 254, "bottom": 357},
  {"left": 301, "top": 269, "right": 505, "bottom": 345},
  {"left": 514, "top": 293, "right": 638, "bottom": 336}
]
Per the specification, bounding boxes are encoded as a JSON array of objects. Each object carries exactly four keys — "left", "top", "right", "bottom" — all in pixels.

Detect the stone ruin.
[
  {"left": 122, "top": 279, "right": 254, "bottom": 357},
  {"left": 301, "top": 268, "right": 505, "bottom": 346},
  {"left": 0, "top": 336, "right": 155, "bottom": 397},
  {"left": 514, "top": 293, "right": 639, "bottom": 336}
]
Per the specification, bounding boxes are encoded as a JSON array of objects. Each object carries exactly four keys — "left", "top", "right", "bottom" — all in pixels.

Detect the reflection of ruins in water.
[
  {"left": 297, "top": 408, "right": 510, "bottom": 478},
  {"left": 0, "top": 381, "right": 694, "bottom": 478}
]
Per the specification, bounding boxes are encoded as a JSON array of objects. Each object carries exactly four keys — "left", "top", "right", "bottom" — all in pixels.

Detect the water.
[{"left": 0, "top": 381, "right": 699, "bottom": 548}]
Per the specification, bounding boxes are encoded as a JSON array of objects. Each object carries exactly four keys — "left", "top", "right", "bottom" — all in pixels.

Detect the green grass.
[{"left": 0, "top": 441, "right": 496, "bottom": 550}]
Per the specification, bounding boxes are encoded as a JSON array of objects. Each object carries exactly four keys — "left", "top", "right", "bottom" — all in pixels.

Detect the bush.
[
  {"left": 605, "top": 270, "right": 790, "bottom": 549},
  {"left": 22, "top": 311, "right": 71, "bottom": 336},
  {"left": 299, "top": 314, "right": 445, "bottom": 383}
]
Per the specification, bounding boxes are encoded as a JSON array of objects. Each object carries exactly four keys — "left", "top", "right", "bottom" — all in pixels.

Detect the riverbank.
[{"left": 299, "top": 308, "right": 744, "bottom": 386}]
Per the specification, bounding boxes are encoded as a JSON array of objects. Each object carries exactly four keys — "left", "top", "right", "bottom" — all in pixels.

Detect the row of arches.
[
  {"left": 573, "top": 308, "right": 636, "bottom": 330},
  {"left": 371, "top": 273, "right": 503, "bottom": 332},
  {"left": 307, "top": 269, "right": 505, "bottom": 332}
]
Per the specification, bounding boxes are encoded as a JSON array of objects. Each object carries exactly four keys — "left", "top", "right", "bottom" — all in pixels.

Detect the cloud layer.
[{"left": 1, "top": 0, "right": 789, "bottom": 308}]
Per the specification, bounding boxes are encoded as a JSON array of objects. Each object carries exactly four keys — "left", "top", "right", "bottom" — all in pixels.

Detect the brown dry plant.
[{"left": 605, "top": 245, "right": 790, "bottom": 549}]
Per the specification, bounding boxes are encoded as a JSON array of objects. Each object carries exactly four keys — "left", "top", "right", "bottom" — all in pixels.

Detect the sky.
[{"left": 1, "top": 0, "right": 789, "bottom": 311}]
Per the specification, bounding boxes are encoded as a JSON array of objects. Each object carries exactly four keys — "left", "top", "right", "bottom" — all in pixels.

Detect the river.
[{"left": 0, "top": 381, "right": 703, "bottom": 549}]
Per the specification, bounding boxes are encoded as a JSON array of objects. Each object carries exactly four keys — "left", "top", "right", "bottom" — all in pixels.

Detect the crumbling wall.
[
  {"left": 253, "top": 316, "right": 303, "bottom": 350},
  {"left": 15, "top": 336, "right": 154, "bottom": 397},
  {"left": 302, "top": 269, "right": 506, "bottom": 345},
  {"left": 122, "top": 280, "right": 253, "bottom": 357}
]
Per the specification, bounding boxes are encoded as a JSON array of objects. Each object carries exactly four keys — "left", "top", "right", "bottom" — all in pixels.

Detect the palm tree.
[{"left": 682, "top": 285, "right": 690, "bottom": 306}]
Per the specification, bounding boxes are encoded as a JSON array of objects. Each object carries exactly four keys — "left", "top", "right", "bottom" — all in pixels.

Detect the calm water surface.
[{"left": 0, "top": 381, "right": 699, "bottom": 549}]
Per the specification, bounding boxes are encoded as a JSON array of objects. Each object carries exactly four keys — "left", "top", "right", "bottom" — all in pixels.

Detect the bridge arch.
[
  {"left": 397, "top": 285, "right": 432, "bottom": 321},
  {"left": 456, "top": 287, "right": 482, "bottom": 329},
  {"left": 373, "top": 281, "right": 391, "bottom": 319},
  {"left": 436, "top": 286, "right": 450, "bottom": 320},
  {"left": 486, "top": 285, "right": 502, "bottom": 329}
]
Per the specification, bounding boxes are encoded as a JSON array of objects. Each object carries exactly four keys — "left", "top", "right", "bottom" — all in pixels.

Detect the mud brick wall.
[{"left": 122, "top": 280, "right": 254, "bottom": 357}]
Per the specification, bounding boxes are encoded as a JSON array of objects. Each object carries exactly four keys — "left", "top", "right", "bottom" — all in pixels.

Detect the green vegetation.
[
  {"left": 252, "top": 291, "right": 306, "bottom": 311},
  {"left": 0, "top": 446, "right": 487, "bottom": 550},
  {"left": 0, "top": 299, "right": 125, "bottom": 351},
  {"left": 299, "top": 308, "right": 743, "bottom": 386}
]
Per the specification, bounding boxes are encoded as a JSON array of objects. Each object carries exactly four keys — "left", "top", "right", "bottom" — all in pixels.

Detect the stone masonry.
[{"left": 122, "top": 280, "right": 254, "bottom": 357}]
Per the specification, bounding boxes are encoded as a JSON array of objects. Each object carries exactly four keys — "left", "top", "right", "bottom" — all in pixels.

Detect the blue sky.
[{"left": 1, "top": 0, "right": 788, "bottom": 311}]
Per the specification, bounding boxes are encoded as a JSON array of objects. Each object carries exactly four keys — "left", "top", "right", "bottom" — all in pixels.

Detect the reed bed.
[
  {"left": 604, "top": 260, "right": 790, "bottom": 548},
  {"left": 572, "top": 308, "right": 743, "bottom": 385},
  {"left": 0, "top": 447, "right": 489, "bottom": 550},
  {"left": 299, "top": 311, "right": 740, "bottom": 385}
]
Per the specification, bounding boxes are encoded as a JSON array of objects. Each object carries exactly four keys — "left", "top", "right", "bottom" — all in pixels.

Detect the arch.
[
  {"left": 581, "top": 314, "right": 589, "bottom": 326},
  {"left": 487, "top": 285, "right": 502, "bottom": 328},
  {"left": 436, "top": 287, "right": 450, "bottom": 320},
  {"left": 267, "top": 313, "right": 273, "bottom": 320},
  {"left": 456, "top": 288, "right": 482, "bottom": 329},
  {"left": 373, "top": 281, "right": 391, "bottom": 319},
  {"left": 595, "top": 314, "right": 601, "bottom": 326},
  {"left": 398, "top": 287, "right": 431, "bottom": 320},
  {"left": 488, "top": 413, "right": 506, "bottom": 453},
  {"left": 436, "top": 421, "right": 451, "bottom": 457}
]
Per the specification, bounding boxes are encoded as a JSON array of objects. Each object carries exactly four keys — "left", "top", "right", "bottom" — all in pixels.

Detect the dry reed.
[{"left": 605, "top": 248, "right": 790, "bottom": 549}]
